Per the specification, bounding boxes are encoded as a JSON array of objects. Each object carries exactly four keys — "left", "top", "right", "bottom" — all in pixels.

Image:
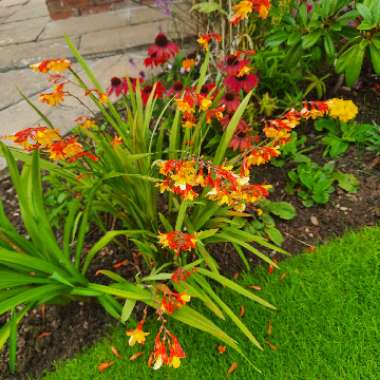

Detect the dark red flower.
[
  {"left": 221, "top": 91, "right": 241, "bottom": 113},
  {"left": 199, "top": 82, "right": 217, "bottom": 99},
  {"left": 107, "top": 76, "right": 128, "bottom": 96},
  {"left": 167, "top": 80, "right": 185, "bottom": 97},
  {"left": 224, "top": 73, "right": 258, "bottom": 93},
  {"left": 219, "top": 54, "right": 250, "bottom": 76},
  {"left": 144, "top": 32, "right": 179, "bottom": 67},
  {"left": 141, "top": 81, "right": 166, "bottom": 104}
]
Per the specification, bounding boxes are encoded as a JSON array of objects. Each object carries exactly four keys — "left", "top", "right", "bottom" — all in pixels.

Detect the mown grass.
[{"left": 41, "top": 226, "right": 380, "bottom": 380}]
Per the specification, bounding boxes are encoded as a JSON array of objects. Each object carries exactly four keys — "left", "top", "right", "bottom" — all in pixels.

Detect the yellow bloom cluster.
[{"left": 326, "top": 98, "right": 359, "bottom": 123}]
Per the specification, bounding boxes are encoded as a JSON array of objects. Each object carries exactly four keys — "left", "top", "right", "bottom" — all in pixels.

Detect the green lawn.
[{"left": 41, "top": 226, "right": 380, "bottom": 380}]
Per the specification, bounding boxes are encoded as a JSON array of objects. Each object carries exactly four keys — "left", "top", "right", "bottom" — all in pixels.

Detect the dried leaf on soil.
[
  {"left": 111, "top": 346, "right": 123, "bottom": 359},
  {"left": 266, "top": 340, "right": 278, "bottom": 351},
  {"left": 227, "top": 362, "right": 238, "bottom": 376},
  {"left": 97, "top": 360, "right": 115, "bottom": 373},
  {"left": 129, "top": 352, "right": 144, "bottom": 361}
]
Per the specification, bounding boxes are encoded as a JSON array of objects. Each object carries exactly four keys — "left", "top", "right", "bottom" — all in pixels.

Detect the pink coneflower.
[
  {"left": 141, "top": 81, "right": 166, "bottom": 104},
  {"left": 219, "top": 54, "right": 250, "bottom": 76},
  {"left": 167, "top": 80, "right": 185, "bottom": 97},
  {"left": 224, "top": 73, "right": 258, "bottom": 93},
  {"left": 107, "top": 77, "right": 128, "bottom": 96},
  {"left": 144, "top": 32, "right": 179, "bottom": 67},
  {"left": 221, "top": 91, "right": 241, "bottom": 113}
]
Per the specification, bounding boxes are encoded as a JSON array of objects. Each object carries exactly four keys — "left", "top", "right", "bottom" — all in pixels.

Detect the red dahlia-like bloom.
[
  {"left": 144, "top": 32, "right": 179, "bottom": 67},
  {"left": 141, "top": 81, "right": 166, "bottom": 104},
  {"left": 224, "top": 73, "right": 258, "bottom": 93},
  {"left": 219, "top": 54, "right": 250, "bottom": 76}
]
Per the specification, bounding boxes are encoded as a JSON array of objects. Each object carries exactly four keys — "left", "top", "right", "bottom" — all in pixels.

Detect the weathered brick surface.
[{"left": 45, "top": 0, "right": 131, "bottom": 20}]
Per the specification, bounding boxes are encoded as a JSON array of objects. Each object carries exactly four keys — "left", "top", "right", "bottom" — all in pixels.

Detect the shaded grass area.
[{"left": 42, "top": 226, "right": 380, "bottom": 380}]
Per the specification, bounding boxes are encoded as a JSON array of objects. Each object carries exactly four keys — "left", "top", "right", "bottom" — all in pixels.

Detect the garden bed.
[{"left": 1, "top": 144, "right": 379, "bottom": 379}]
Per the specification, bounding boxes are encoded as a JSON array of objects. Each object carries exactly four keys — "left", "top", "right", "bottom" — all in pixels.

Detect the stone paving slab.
[
  {"left": 4, "top": 0, "right": 47, "bottom": 23},
  {"left": 0, "top": 15, "right": 48, "bottom": 46},
  {"left": 80, "top": 18, "right": 193, "bottom": 55},
  {"left": 39, "top": 6, "right": 169, "bottom": 41},
  {"left": 0, "top": 0, "right": 29, "bottom": 8},
  {"left": 0, "top": 68, "right": 50, "bottom": 110},
  {"left": 0, "top": 36, "right": 79, "bottom": 71}
]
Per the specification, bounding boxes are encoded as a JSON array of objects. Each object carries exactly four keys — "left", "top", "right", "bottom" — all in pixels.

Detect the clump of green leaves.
[{"left": 286, "top": 159, "right": 359, "bottom": 207}]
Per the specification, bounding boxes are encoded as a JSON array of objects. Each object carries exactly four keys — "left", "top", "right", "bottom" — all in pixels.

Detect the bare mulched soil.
[{"left": 0, "top": 95, "right": 379, "bottom": 379}]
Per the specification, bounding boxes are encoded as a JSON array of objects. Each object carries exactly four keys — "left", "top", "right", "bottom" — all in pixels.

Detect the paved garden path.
[{"left": 0, "top": 0, "right": 192, "bottom": 170}]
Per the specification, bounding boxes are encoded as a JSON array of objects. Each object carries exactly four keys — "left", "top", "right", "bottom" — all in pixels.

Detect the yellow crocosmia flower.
[
  {"left": 126, "top": 321, "right": 150, "bottom": 346},
  {"left": 237, "top": 65, "right": 251, "bottom": 77},
  {"left": 326, "top": 98, "right": 358, "bottom": 123},
  {"left": 35, "top": 129, "right": 61, "bottom": 146},
  {"left": 230, "top": 0, "right": 253, "bottom": 24},
  {"left": 170, "top": 356, "right": 182, "bottom": 368},
  {"left": 199, "top": 97, "right": 212, "bottom": 111}
]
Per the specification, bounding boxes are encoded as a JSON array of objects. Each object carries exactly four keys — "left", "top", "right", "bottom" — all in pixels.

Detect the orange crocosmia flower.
[
  {"left": 149, "top": 330, "right": 169, "bottom": 370},
  {"left": 253, "top": 0, "right": 271, "bottom": 19},
  {"left": 1, "top": 126, "right": 48, "bottom": 150},
  {"left": 39, "top": 83, "right": 65, "bottom": 106},
  {"left": 112, "top": 135, "right": 123, "bottom": 147},
  {"left": 168, "top": 334, "right": 186, "bottom": 368},
  {"left": 198, "top": 95, "right": 213, "bottom": 112},
  {"left": 230, "top": 0, "right": 253, "bottom": 25},
  {"left": 197, "top": 33, "right": 221, "bottom": 50},
  {"left": 126, "top": 320, "right": 150, "bottom": 346},
  {"left": 171, "top": 268, "right": 193, "bottom": 283},
  {"left": 206, "top": 105, "right": 225, "bottom": 124},
  {"left": 35, "top": 128, "right": 61, "bottom": 147},
  {"left": 158, "top": 231, "right": 197, "bottom": 255},
  {"left": 75, "top": 116, "right": 96, "bottom": 129},
  {"left": 30, "top": 59, "right": 71, "bottom": 73},
  {"left": 176, "top": 91, "right": 196, "bottom": 114},
  {"left": 246, "top": 146, "right": 281, "bottom": 167},
  {"left": 85, "top": 89, "right": 108, "bottom": 103},
  {"left": 237, "top": 65, "right": 251, "bottom": 77},
  {"left": 182, "top": 58, "right": 196, "bottom": 71}
]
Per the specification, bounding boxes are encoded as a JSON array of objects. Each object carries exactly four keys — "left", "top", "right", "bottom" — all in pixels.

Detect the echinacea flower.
[
  {"left": 39, "top": 83, "right": 65, "bottom": 106},
  {"left": 224, "top": 73, "right": 258, "bottom": 93},
  {"left": 144, "top": 32, "right": 179, "bottom": 67},
  {"left": 126, "top": 320, "right": 150, "bottom": 346},
  {"left": 221, "top": 91, "right": 241, "bottom": 113},
  {"left": 141, "top": 81, "right": 166, "bottom": 104},
  {"left": 107, "top": 76, "right": 128, "bottom": 96},
  {"left": 30, "top": 58, "right": 71, "bottom": 73},
  {"left": 167, "top": 80, "right": 185, "bottom": 97},
  {"left": 158, "top": 231, "right": 197, "bottom": 255},
  {"left": 219, "top": 54, "right": 250, "bottom": 76}
]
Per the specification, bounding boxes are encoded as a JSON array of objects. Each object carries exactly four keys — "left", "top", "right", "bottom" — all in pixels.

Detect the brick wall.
[{"left": 46, "top": 0, "right": 131, "bottom": 20}]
